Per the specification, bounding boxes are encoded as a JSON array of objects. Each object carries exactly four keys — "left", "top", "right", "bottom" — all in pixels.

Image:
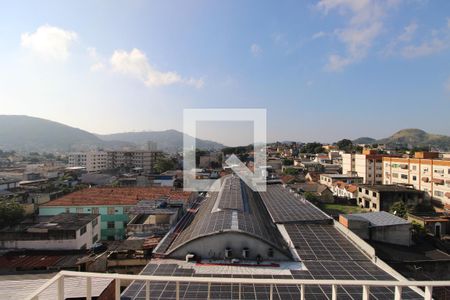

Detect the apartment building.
[
  {"left": 357, "top": 184, "right": 424, "bottom": 212},
  {"left": 342, "top": 149, "right": 400, "bottom": 184},
  {"left": 319, "top": 173, "right": 363, "bottom": 188},
  {"left": 383, "top": 152, "right": 450, "bottom": 206},
  {"left": 107, "top": 150, "right": 162, "bottom": 172},
  {"left": 68, "top": 151, "right": 108, "bottom": 172}
]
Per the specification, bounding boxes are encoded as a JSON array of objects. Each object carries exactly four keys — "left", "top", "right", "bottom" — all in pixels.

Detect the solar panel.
[
  {"left": 122, "top": 260, "right": 423, "bottom": 300},
  {"left": 258, "top": 185, "right": 332, "bottom": 224},
  {"left": 165, "top": 178, "right": 289, "bottom": 256},
  {"left": 284, "top": 224, "right": 369, "bottom": 261}
]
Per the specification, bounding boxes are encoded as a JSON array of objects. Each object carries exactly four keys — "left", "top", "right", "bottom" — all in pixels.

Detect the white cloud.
[
  {"left": 250, "top": 43, "right": 262, "bottom": 57},
  {"left": 444, "top": 77, "right": 450, "bottom": 94},
  {"left": 401, "top": 38, "right": 448, "bottom": 58},
  {"left": 383, "top": 19, "right": 450, "bottom": 59},
  {"left": 316, "top": 0, "right": 399, "bottom": 71},
  {"left": 21, "top": 25, "right": 78, "bottom": 61},
  {"left": 397, "top": 22, "right": 418, "bottom": 42},
  {"left": 90, "top": 62, "right": 105, "bottom": 72},
  {"left": 400, "top": 20, "right": 450, "bottom": 58},
  {"left": 87, "top": 47, "right": 106, "bottom": 72},
  {"left": 110, "top": 48, "right": 203, "bottom": 88},
  {"left": 312, "top": 31, "right": 326, "bottom": 39}
]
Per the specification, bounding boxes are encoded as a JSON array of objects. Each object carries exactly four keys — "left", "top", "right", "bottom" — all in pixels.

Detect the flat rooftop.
[
  {"left": 320, "top": 174, "right": 363, "bottom": 178},
  {"left": 343, "top": 211, "right": 411, "bottom": 227},
  {"left": 41, "top": 187, "right": 192, "bottom": 207},
  {"left": 30, "top": 213, "right": 99, "bottom": 231},
  {"left": 358, "top": 184, "right": 423, "bottom": 193}
]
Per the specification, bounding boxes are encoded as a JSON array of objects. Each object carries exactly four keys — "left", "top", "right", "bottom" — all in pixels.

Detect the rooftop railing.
[{"left": 25, "top": 270, "right": 450, "bottom": 300}]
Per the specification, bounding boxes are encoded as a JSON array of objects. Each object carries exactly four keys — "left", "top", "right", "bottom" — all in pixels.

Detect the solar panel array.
[
  {"left": 166, "top": 178, "right": 288, "bottom": 256},
  {"left": 284, "top": 224, "right": 368, "bottom": 261},
  {"left": 258, "top": 185, "right": 332, "bottom": 224},
  {"left": 121, "top": 261, "right": 422, "bottom": 300},
  {"left": 217, "top": 177, "right": 245, "bottom": 211}
]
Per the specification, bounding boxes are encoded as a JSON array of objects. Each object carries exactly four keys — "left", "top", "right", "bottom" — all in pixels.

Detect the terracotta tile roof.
[
  {"left": 42, "top": 187, "right": 192, "bottom": 207},
  {"left": 280, "top": 175, "right": 296, "bottom": 184}
]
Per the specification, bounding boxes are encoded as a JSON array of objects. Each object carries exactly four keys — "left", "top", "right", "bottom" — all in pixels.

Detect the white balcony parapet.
[{"left": 26, "top": 270, "right": 450, "bottom": 300}]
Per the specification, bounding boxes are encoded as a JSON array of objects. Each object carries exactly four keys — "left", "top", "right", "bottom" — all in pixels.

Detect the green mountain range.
[{"left": 0, "top": 115, "right": 224, "bottom": 153}]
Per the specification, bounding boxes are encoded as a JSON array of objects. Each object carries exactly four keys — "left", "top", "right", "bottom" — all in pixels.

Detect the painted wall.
[{"left": 39, "top": 206, "right": 131, "bottom": 240}]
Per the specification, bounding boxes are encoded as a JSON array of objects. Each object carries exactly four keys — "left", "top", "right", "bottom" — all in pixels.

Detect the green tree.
[
  {"left": 0, "top": 201, "right": 25, "bottom": 228},
  {"left": 389, "top": 201, "right": 408, "bottom": 218},
  {"left": 282, "top": 159, "right": 294, "bottom": 166},
  {"left": 154, "top": 157, "right": 175, "bottom": 173},
  {"left": 300, "top": 142, "right": 324, "bottom": 154},
  {"left": 336, "top": 139, "right": 353, "bottom": 153},
  {"left": 304, "top": 192, "right": 319, "bottom": 203},
  {"left": 284, "top": 168, "right": 299, "bottom": 175}
]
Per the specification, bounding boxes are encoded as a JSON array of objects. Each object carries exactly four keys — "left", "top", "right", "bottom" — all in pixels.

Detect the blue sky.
[{"left": 1, "top": 0, "right": 450, "bottom": 146}]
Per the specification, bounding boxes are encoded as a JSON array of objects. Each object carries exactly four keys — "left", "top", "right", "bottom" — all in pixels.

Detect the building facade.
[
  {"left": 342, "top": 149, "right": 399, "bottom": 185},
  {"left": 383, "top": 152, "right": 450, "bottom": 206},
  {"left": 0, "top": 213, "right": 100, "bottom": 250},
  {"left": 107, "top": 150, "right": 162, "bottom": 172},
  {"left": 319, "top": 173, "right": 363, "bottom": 188},
  {"left": 357, "top": 184, "right": 424, "bottom": 212},
  {"left": 68, "top": 151, "right": 108, "bottom": 172}
]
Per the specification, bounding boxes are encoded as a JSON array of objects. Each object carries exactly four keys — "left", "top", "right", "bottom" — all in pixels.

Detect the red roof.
[
  {"left": 0, "top": 255, "right": 64, "bottom": 269},
  {"left": 42, "top": 187, "right": 192, "bottom": 207}
]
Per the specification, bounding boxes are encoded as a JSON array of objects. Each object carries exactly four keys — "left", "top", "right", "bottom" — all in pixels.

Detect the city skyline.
[{"left": 1, "top": 0, "right": 450, "bottom": 145}]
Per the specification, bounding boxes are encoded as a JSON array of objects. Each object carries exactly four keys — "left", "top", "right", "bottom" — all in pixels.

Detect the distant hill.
[
  {"left": 353, "top": 137, "right": 376, "bottom": 145},
  {"left": 353, "top": 129, "right": 450, "bottom": 150},
  {"left": 98, "top": 130, "right": 225, "bottom": 152},
  {"left": 378, "top": 129, "right": 450, "bottom": 150},
  {"left": 0, "top": 115, "right": 224, "bottom": 153},
  {"left": 0, "top": 115, "right": 105, "bottom": 152}
]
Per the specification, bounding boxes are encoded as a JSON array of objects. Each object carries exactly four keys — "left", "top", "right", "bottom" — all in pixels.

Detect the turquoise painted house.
[{"left": 39, "top": 187, "right": 192, "bottom": 240}]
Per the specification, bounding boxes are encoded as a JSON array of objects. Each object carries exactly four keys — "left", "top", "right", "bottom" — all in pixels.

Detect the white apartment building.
[
  {"left": 383, "top": 152, "right": 450, "bottom": 206},
  {"left": 68, "top": 151, "right": 108, "bottom": 172},
  {"left": 342, "top": 149, "right": 399, "bottom": 185},
  {"left": 107, "top": 150, "right": 162, "bottom": 172}
]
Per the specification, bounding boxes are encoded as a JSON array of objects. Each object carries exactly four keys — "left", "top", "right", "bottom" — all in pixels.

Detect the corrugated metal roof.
[{"left": 344, "top": 211, "right": 410, "bottom": 227}]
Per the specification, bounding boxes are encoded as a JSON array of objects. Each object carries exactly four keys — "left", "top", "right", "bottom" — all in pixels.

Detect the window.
[
  {"left": 365, "top": 190, "right": 369, "bottom": 195},
  {"left": 107, "top": 221, "right": 115, "bottom": 229},
  {"left": 372, "top": 203, "right": 377, "bottom": 209},
  {"left": 76, "top": 207, "right": 83, "bottom": 213},
  {"left": 412, "top": 166, "right": 417, "bottom": 171},
  {"left": 80, "top": 226, "right": 87, "bottom": 236},
  {"left": 401, "top": 174, "right": 408, "bottom": 180},
  {"left": 434, "top": 191, "right": 444, "bottom": 197},
  {"left": 107, "top": 207, "right": 115, "bottom": 215},
  {"left": 92, "top": 207, "right": 99, "bottom": 214},
  {"left": 123, "top": 207, "right": 130, "bottom": 214},
  {"left": 359, "top": 188, "right": 362, "bottom": 192},
  {"left": 65, "top": 208, "right": 70, "bottom": 213},
  {"left": 392, "top": 173, "right": 399, "bottom": 178},
  {"left": 412, "top": 176, "right": 417, "bottom": 181},
  {"left": 92, "top": 218, "right": 98, "bottom": 227},
  {"left": 372, "top": 192, "right": 377, "bottom": 197}
]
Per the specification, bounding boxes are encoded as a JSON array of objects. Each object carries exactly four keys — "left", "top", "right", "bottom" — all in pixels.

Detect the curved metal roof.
[{"left": 166, "top": 176, "right": 290, "bottom": 256}]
